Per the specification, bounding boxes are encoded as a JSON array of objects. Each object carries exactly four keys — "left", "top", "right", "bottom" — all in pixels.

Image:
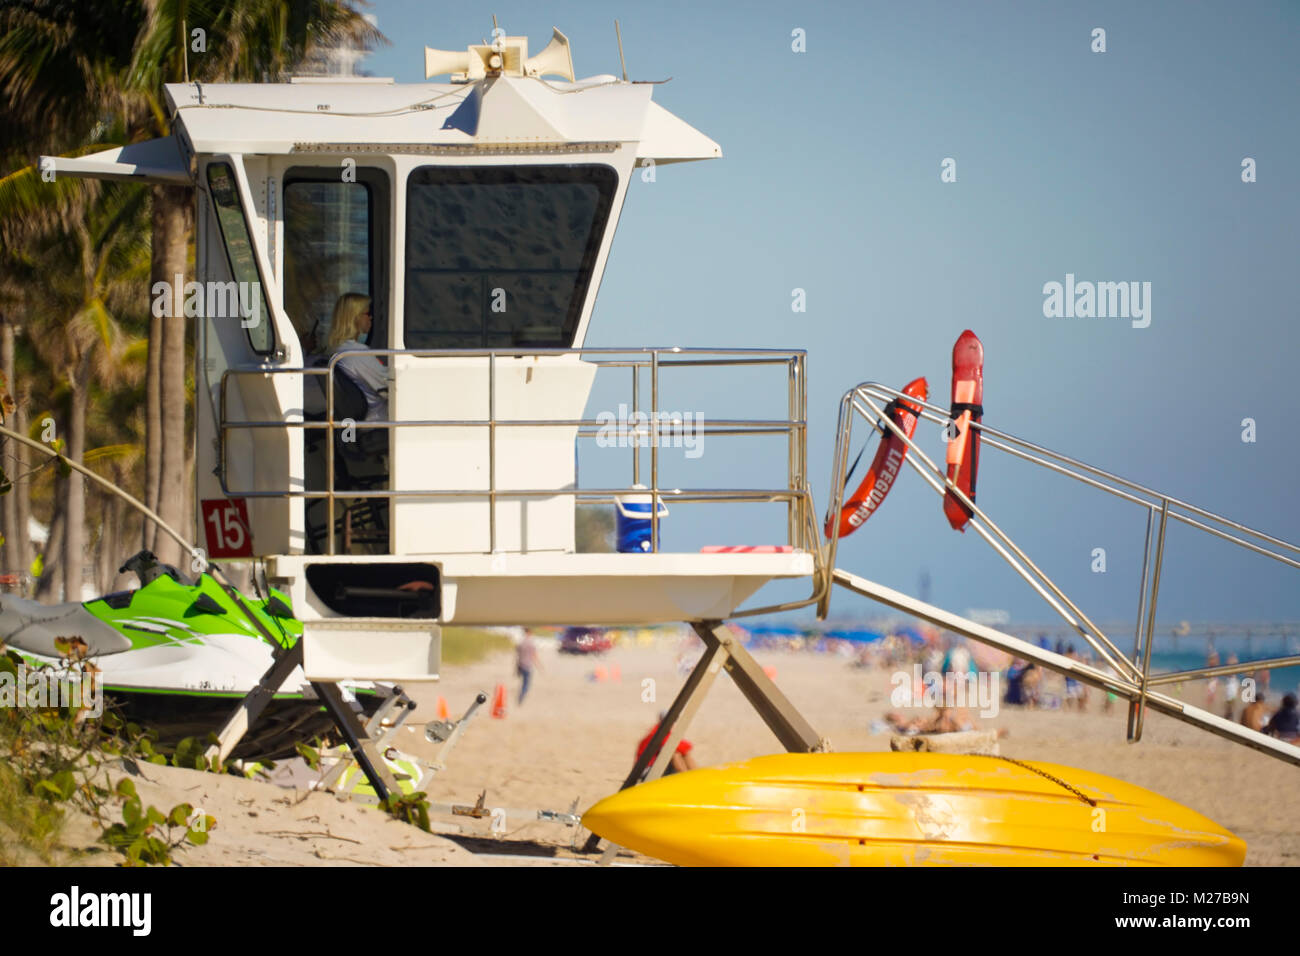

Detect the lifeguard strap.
[
  {"left": 948, "top": 402, "right": 984, "bottom": 418},
  {"left": 841, "top": 397, "right": 924, "bottom": 493},
  {"left": 843, "top": 399, "right": 903, "bottom": 489}
]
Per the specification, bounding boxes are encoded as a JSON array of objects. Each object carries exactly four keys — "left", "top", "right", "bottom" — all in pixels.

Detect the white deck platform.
[{"left": 270, "top": 551, "right": 816, "bottom": 626}]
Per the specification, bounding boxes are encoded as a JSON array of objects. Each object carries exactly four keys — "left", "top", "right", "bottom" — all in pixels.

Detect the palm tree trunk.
[
  {"left": 152, "top": 183, "right": 190, "bottom": 565},
  {"left": 145, "top": 310, "right": 162, "bottom": 550},
  {"left": 61, "top": 354, "right": 92, "bottom": 601},
  {"left": 13, "top": 391, "right": 31, "bottom": 585},
  {"left": 98, "top": 484, "right": 119, "bottom": 593},
  {"left": 35, "top": 482, "right": 65, "bottom": 601},
  {"left": 1, "top": 316, "right": 18, "bottom": 573}
]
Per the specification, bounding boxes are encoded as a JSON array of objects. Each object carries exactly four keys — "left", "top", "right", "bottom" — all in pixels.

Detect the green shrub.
[{"left": 0, "top": 645, "right": 216, "bottom": 866}]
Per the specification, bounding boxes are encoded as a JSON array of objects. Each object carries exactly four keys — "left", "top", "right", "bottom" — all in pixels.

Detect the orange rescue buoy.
[
  {"left": 943, "top": 330, "right": 984, "bottom": 532},
  {"left": 826, "top": 377, "right": 929, "bottom": 539}
]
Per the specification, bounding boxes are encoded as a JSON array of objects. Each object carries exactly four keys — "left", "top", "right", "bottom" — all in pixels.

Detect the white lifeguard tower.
[{"left": 45, "top": 28, "right": 829, "bottom": 792}]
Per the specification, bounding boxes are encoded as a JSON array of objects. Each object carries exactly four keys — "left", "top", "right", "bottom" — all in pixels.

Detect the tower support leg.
[{"left": 585, "top": 619, "right": 825, "bottom": 854}]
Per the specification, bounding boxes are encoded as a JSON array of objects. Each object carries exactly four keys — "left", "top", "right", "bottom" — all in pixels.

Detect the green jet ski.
[{"left": 0, "top": 550, "right": 382, "bottom": 760}]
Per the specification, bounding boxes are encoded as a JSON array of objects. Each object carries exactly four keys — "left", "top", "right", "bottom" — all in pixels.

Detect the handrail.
[
  {"left": 214, "top": 347, "right": 826, "bottom": 615},
  {"left": 826, "top": 381, "right": 1300, "bottom": 761}
]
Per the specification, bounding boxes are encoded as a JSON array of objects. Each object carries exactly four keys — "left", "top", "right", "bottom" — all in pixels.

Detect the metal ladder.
[{"left": 825, "top": 382, "right": 1300, "bottom": 767}]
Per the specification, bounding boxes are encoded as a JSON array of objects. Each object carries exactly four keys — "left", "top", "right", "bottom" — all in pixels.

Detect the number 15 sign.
[{"left": 200, "top": 498, "right": 254, "bottom": 557}]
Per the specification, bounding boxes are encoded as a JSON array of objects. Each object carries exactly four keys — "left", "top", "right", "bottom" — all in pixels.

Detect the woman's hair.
[{"left": 327, "top": 293, "right": 372, "bottom": 349}]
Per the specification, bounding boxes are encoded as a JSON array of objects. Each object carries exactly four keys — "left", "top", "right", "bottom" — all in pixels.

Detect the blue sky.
[{"left": 362, "top": 1, "right": 1299, "bottom": 627}]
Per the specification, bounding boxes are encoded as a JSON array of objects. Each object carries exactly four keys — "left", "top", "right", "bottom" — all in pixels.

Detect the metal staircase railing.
[{"left": 825, "top": 382, "right": 1300, "bottom": 766}]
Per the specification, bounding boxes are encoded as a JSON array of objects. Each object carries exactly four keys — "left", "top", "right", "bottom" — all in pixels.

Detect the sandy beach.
[{"left": 58, "top": 633, "right": 1296, "bottom": 867}]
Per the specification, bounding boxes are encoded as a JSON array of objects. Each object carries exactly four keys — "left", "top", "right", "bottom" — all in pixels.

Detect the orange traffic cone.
[
  {"left": 594, "top": 665, "right": 608, "bottom": 682},
  {"left": 436, "top": 696, "right": 450, "bottom": 720},
  {"left": 610, "top": 662, "right": 622, "bottom": 683},
  {"left": 763, "top": 665, "right": 778, "bottom": 680},
  {"left": 491, "top": 683, "right": 507, "bottom": 718}
]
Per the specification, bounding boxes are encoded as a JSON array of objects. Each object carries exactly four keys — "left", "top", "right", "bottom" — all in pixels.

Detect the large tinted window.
[
  {"left": 206, "top": 163, "right": 274, "bottom": 355},
  {"left": 284, "top": 168, "right": 390, "bottom": 354},
  {"left": 404, "top": 165, "right": 617, "bottom": 349}
]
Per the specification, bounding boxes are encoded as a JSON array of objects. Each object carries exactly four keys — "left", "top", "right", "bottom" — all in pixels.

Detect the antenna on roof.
[{"left": 615, "top": 20, "right": 628, "bottom": 81}]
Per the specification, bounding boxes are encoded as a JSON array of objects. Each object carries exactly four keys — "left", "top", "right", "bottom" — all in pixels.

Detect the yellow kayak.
[{"left": 582, "top": 752, "right": 1245, "bottom": 866}]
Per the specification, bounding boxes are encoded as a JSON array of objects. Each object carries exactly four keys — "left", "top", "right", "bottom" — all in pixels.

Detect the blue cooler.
[{"left": 615, "top": 486, "right": 669, "bottom": 553}]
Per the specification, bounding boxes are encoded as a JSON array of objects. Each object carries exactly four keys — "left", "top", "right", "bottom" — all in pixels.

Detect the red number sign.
[{"left": 200, "top": 498, "right": 254, "bottom": 557}]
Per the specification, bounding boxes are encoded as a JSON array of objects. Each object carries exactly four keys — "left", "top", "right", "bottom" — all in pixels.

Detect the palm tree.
[
  {"left": 20, "top": 181, "right": 150, "bottom": 597},
  {"left": 128, "top": 0, "right": 383, "bottom": 566},
  {"left": 0, "top": 0, "right": 385, "bottom": 575}
]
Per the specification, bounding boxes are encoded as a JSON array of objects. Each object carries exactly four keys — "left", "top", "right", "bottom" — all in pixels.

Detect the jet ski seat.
[{"left": 0, "top": 594, "right": 132, "bottom": 658}]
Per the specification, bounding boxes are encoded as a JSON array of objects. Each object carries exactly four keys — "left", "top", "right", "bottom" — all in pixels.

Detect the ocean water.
[
  {"left": 1053, "top": 633, "right": 1300, "bottom": 700},
  {"left": 1144, "top": 650, "right": 1299, "bottom": 700}
]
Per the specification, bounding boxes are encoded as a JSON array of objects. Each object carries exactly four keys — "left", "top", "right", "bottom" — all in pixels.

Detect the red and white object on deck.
[
  {"left": 700, "top": 546, "right": 794, "bottom": 553},
  {"left": 943, "top": 331, "right": 984, "bottom": 532},
  {"left": 825, "top": 377, "right": 929, "bottom": 539}
]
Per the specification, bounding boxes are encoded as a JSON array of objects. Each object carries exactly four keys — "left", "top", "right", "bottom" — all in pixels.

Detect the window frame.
[
  {"left": 204, "top": 161, "right": 276, "bottom": 356},
  {"left": 402, "top": 163, "right": 619, "bottom": 349},
  {"left": 283, "top": 166, "right": 392, "bottom": 353}
]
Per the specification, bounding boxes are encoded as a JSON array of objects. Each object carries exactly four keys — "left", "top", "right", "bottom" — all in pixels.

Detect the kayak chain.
[{"left": 988, "top": 755, "right": 1097, "bottom": 808}]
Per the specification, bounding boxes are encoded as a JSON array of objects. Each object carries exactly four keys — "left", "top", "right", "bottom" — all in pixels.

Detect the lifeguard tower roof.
[{"left": 162, "top": 76, "right": 721, "bottom": 163}]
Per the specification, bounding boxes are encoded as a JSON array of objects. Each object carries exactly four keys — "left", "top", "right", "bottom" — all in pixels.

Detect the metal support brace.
[
  {"left": 697, "top": 621, "right": 825, "bottom": 753},
  {"left": 416, "top": 691, "right": 489, "bottom": 790},
  {"left": 206, "top": 641, "right": 305, "bottom": 765},
  {"left": 833, "top": 567, "right": 1300, "bottom": 767},
  {"left": 318, "top": 686, "right": 415, "bottom": 792},
  {"left": 585, "top": 618, "right": 824, "bottom": 855},
  {"left": 311, "top": 680, "right": 402, "bottom": 800},
  {"left": 1131, "top": 499, "right": 1170, "bottom": 743},
  {"left": 204, "top": 639, "right": 400, "bottom": 800}
]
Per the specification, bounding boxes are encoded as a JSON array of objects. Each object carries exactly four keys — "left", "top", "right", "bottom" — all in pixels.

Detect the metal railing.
[
  {"left": 217, "top": 347, "right": 826, "bottom": 614},
  {"left": 827, "top": 382, "right": 1300, "bottom": 758}
]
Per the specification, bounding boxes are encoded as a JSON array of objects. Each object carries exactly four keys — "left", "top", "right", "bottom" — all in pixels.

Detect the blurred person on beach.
[
  {"left": 1063, "top": 645, "right": 1088, "bottom": 712},
  {"left": 1018, "top": 662, "right": 1042, "bottom": 709},
  {"left": 515, "top": 632, "right": 540, "bottom": 705},
  {"left": 1004, "top": 659, "right": 1041, "bottom": 708},
  {"left": 886, "top": 707, "right": 973, "bottom": 735},
  {"left": 638, "top": 713, "right": 697, "bottom": 775},
  {"left": 942, "top": 640, "right": 975, "bottom": 678},
  {"left": 1263, "top": 693, "right": 1299, "bottom": 741},
  {"left": 1004, "top": 659, "right": 1029, "bottom": 705},
  {"left": 922, "top": 640, "right": 945, "bottom": 677},
  {"left": 1204, "top": 647, "right": 1221, "bottom": 709},
  {"left": 1222, "top": 654, "right": 1241, "bottom": 721},
  {"left": 1241, "top": 692, "right": 1269, "bottom": 733}
]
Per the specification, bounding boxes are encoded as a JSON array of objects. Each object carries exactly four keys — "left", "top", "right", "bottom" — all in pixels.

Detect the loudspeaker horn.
[{"left": 524, "top": 28, "right": 575, "bottom": 81}]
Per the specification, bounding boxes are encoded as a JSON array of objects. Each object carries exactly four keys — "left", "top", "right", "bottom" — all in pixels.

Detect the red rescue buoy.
[
  {"left": 827, "top": 377, "right": 929, "bottom": 539},
  {"left": 944, "top": 330, "right": 984, "bottom": 532}
]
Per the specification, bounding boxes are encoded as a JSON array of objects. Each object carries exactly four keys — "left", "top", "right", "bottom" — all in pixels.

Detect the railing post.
[
  {"left": 326, "top": 358, "right": 336, "bottom": 555},
  {"left": 488, "top": 351, "right": 497, "bottom": 554},
  {"left": 631, "top": 362, "right": 640, "bottom": 486},
  {"left": 786, "top": 356, "right": 797, "bottom": 548},
  {"left": 650, "top": 349, "right": 660, "bottom": 553},
  {"left": 1127, "top": 505, "right": 1156, "bottom": 740},
  {"left": 1132, "top": 498, "right": 1171, "bottom": 742}
]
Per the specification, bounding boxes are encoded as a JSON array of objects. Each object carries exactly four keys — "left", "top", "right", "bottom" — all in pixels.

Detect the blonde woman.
[{"left": 326, "top": 293, "right": 387, "bottom": 422}]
